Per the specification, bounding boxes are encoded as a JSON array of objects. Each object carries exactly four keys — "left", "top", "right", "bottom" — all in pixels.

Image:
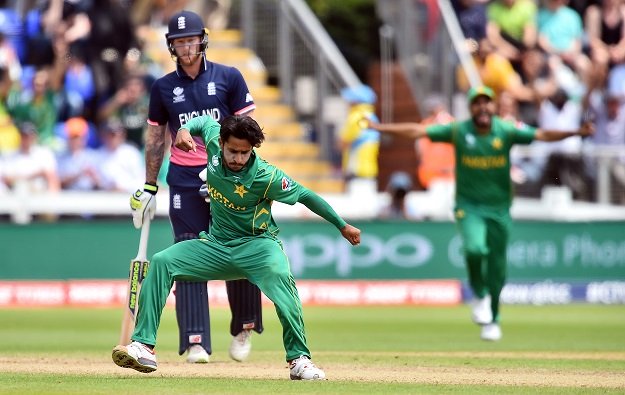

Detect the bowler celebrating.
[
  {"left": 114, "top": 115, "right": 361, "bottom": 379},
  {"left": 369, "top": 86, "right": 594, "bottom": 341}
]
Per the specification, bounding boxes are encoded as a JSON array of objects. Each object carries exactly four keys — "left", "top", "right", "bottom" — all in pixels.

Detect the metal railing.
[
  {"left": 374, "top": 0, "right": 480, "bottom": 118},
  {"left": 230, "top": 0, "right": 362, "bottom": 160}
]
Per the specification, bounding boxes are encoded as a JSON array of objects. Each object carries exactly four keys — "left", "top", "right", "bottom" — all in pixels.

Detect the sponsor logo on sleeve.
[{"left": 281, "top": 177, "right": 292, "bottom": 191}]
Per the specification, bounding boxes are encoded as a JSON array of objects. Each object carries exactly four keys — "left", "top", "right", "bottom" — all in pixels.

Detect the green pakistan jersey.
[
  {"left": 183, "top": 115, "right": 347, "bottom": 241},
  {"left": 426, "top": 116, "right": 536, "bottom": 210}
]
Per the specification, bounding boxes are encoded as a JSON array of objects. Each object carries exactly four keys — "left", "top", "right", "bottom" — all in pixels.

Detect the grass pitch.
[{"left": 0, "top": 304, "right": 624, "bottom": 394}]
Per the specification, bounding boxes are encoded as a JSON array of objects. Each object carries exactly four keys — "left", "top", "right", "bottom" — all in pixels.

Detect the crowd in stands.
[
  {"left": 0, "top": 0, "right": 623, "bottom": 209},
  {"left": 449, "top": 0, "right": 625, "bottom": 204},
  {"left": 0, "top": 0, "right": 181, "bottom": 196}
]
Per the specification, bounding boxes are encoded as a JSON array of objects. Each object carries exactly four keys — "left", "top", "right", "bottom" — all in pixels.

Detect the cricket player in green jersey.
[
  {"left": 369, "top": 86, "right": 594, "bottom": 341},
  {"left": 112, "top": 115, "right": 361, "bottom": 380}
]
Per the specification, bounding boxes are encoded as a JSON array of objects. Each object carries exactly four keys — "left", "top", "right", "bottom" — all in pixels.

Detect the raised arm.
[
  {"left": 297, "top": 188, "right": 361, "bottom": 246},
  {"left": 368, "top": 120, "right": 429, "bottom": 139},
  {"left": 534, "top": 121, "right": 594, "bottom": 142}
]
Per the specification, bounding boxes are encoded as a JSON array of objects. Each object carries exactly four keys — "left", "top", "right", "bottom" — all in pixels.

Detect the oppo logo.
[{"left": 283, "top": 233, "right": 434, "bottom": 276}]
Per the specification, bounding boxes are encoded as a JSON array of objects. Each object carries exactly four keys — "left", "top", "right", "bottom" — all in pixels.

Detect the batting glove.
[{"left": 130, "top": 183, "right": 158, "bottom": 229}]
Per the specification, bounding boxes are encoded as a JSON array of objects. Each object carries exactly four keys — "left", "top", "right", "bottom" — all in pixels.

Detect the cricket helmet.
[{"left": 165, "top": 10, "right": 209, "bottom": 58}]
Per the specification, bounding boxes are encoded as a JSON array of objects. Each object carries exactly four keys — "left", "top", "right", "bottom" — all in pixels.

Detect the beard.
[
  {"left": 177, "top": 52, "right": 202, "bottom": 66},
  {"left": 472, "top": 111, "right": 492, "bottom": 129}
]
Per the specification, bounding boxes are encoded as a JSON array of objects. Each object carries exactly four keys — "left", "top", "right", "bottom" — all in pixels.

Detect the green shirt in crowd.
[{"left": 426, "top": 116, "right": 536, "bottom": 210}]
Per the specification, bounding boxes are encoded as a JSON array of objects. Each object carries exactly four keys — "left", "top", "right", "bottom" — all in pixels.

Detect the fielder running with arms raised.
[
  {"left": 113, "top": 115, "right": 361, "bottom": 379},
  {"left": 369, "top": 86, "right": 594, "bottom": 341},
  {"left": 129, "top": 10, "right": 262, "bottom": 364}
]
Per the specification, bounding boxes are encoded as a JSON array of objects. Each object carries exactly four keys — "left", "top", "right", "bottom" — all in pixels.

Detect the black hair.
[{"left": 220, "top": 115, "right": 265, "bottom": 148}]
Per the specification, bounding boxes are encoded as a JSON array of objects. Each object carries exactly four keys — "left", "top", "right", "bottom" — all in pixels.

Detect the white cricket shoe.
[
  {"left": 481, "top": 323, "right": 502, "bottom": 341},
  {"left": 112, "top": 341, "right": 157, "bottom": 373},
  {"left": 289, "top": 355, "right": 326, "bottom": 380},
  {"left": 471, "top": 295, "right": 493, "bottom": 325},
  {"left": 186, "top": 344, "right": 210, "bottom": 363},
  {"left": 229, "top": 329, "right": 252, "bottom": 362}
]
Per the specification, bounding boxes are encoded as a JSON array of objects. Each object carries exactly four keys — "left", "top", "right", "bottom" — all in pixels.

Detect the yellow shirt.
[
  {"left": 0, "top": 106, "right": 20, "bottom": 153},
  {"left": 339, "top": 103, "right": 380, "bottom": 178}
]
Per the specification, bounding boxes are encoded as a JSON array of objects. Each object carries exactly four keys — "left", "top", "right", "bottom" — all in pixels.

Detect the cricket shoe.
[
  {"left": 289, "top": 355, "right": 326, "bottom": 380},
  {"left": 112, "top": 341, "right": 157, "bottom": 373},
  {"left": 471, "top": 295, "right": 493, "bottom": 325},
  {"left": 229, "top": 329, "right": 252, "bottom": 362},
  {"left": 186, "top": 344, "right": 210, "bottom": 363},
  {"left": 481, "top": 323, "right": 502, "bottom": 341}
]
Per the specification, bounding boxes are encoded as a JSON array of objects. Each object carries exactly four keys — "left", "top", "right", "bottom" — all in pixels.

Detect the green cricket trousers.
[
  {"left": 132, "top": 232, "right": 310, "bottom": 362},
  {"left": 455, "top": 206, "right": 512, "bottom": 323}
]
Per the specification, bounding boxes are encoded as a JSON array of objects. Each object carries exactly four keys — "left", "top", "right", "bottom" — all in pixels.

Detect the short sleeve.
[{"left": 147, "top": 79, "right": 168, "bottom": 125}]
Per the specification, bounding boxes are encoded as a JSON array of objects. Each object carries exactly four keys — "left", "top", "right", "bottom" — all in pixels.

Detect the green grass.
[{"left": 0, "top": 304, "right": 624, "bottom": 394}]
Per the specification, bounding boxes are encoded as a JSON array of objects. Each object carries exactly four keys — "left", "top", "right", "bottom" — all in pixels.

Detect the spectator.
[
  {"left": 86, "top": 0, "right": 139, "bottom": 100},
  {"left": 537, "top": 0, "right": 591, "bottom": 94},
  {"left": 95, "top": 119, "right": 144, "bottom": 193},
  {"left": 0, "top": 32, "right": 22, "bottom": 83},
  {"left": 337, "top": 84, "right": 380, "bottom": 196},
  {"left": 607, "top": 61, "right": 625, "bottom": 98},
  {"left": 0, "top": 2, "right": 27, "bottom": 64},
  {"left": 0, "top": 121, "right": 60, "bottom": 193},
  {"left": 585, "top": 0, "right": 625, "bottom": 85},
  {"left": 584, "top": 88, "right": 625, "bottom": 204},
  {"left": 415, "top": 94, "right": 455, "bottom": 190},
  {"left": 23, "top": 0, "right": 91, "bottom": 68},
  {"left": 56, "top": 117, "right": 100, "bottom": 191},
  {"left": 534, "top": 88, "right": 588, "bottom": 199},
  {"left": 0, "top": 65, "right": 19, "bottom": 154},
  {"left": 517, "top": 48, "right": 559, "bottom": 125},
  {"left": 456, "top": 37, "right": 536, "bottom": 102},
  {"left": 378, "top": 171, "right": 422, "bottom": 220},
  {"left": 454, "top": 0, "right": 488, "bottom": 47},
  {"left": 6, "top": 64, "right": 64, "bottom": 149},
  {"left": 59, "top": 43, "right": 96, "bottom": 121},
  {"left": 486, "top": 0, "right": 538, "bottom": 67},
  {"left": 96, "top": 74, "right": 149, "bottom": 149}
]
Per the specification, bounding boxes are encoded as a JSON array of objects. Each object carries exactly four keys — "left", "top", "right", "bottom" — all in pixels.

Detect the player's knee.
[
  {"left": 151, "top": 251, "right": 168, "bottom": 269},
  {"left": 464, "top": 245, "right": 487, "bottom": 260}
]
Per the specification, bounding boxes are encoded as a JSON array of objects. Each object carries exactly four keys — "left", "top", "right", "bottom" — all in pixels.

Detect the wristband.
[{"left": 144, "top": 182, "right": 158, "bottom": 195}]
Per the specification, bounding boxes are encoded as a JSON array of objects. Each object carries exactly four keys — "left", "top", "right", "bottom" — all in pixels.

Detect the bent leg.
[
  {"left": 132, "top": 238, "right": 229, "bottom": 347},
  {"left": 234, "top": 237, "right": 310, "bottom": 362}
]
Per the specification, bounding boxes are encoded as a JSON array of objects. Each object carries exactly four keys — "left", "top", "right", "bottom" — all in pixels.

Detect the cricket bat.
[{"left": 119, "top": 216, "right": 151, "bottom": 345}]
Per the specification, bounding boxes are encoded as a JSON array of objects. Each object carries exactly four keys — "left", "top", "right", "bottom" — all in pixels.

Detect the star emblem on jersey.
[
  {"left": 234, "top": 184, "right": 247, "bottom": 198},
  {"left": 492, "top": 137, "right": 503, "bottom": 150}
]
